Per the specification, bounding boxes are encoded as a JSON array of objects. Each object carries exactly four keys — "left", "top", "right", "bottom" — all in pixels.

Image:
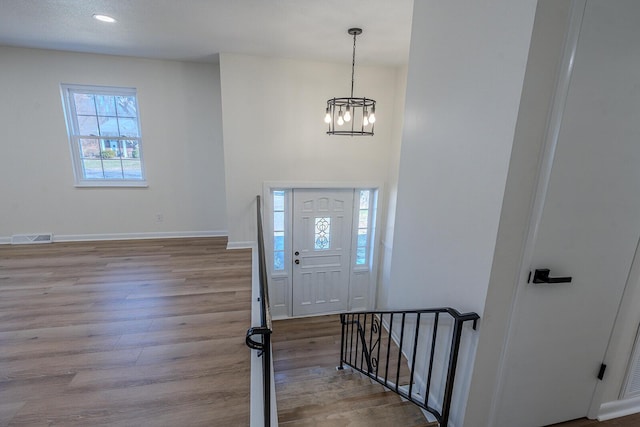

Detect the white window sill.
[{"left": 74, "top": 181, "right": 148, "bottom": 188}]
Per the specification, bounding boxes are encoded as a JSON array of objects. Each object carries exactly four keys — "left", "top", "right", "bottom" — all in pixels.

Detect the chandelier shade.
[{"left": 325, "top": 28, "right": 376, "bottom": 136}]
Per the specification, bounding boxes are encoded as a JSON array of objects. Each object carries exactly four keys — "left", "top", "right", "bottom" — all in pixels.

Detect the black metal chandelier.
[{"left": 324, "top": 28, "right": 376, "bottom": 136}]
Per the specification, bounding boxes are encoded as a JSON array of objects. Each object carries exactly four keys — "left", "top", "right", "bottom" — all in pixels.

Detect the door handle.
[{"left": 531, "top": 268, "right": 572, "bottom": 284}]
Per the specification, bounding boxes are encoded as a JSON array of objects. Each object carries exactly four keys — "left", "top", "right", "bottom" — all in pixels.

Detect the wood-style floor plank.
[
  {"left": 0, "top": 237, "right": 251, "bottom": 426},
  {"left": 272, "top": 315, "right": 435, "bottom": 427},
  {"left": 551, "top": 413, "right": 640, "bottom": 427}
]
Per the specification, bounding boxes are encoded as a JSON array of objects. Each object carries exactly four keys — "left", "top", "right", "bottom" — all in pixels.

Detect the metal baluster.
[
  {"left": 375, "top": 313, "right": 383, "bottom": 379},
  {"left": 384, "top": 313, "right": 394, "bottom": 386},
  {"left": 360, "top": 313, "right": 367, "bottom": 371},
  {"left": 349, "top": 314, "right": 355, "bottom": 366},
  {"left": 368, "top": 313, "right": 375, "bottom": 374},
  {"left": 355, "top": 314, "right": 361, "bottom": 370},
  {"left": 441, "top": 318, "right": 465, "bottom": 427},
  {"left": 408, "top": 313, "right": 421, "bottom": 399},
  {"left": 339, "top": 313, "right": 345, "bottom": 369},
  {"left": 425, "top": 312, "right": 439, "bottom": 409},
  {"left": 395, "top": 313, "right": 406, "bottom": 393}
]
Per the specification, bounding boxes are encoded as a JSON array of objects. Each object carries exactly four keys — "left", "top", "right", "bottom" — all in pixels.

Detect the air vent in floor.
[{"left": 11, "top": 233, "right": 53, "bottom": 244}]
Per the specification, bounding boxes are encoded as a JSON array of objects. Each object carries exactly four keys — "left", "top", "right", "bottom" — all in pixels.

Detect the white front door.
[
  {"left": 292, "top": 189, "right": 354, "bottom": 316},
  {"left": 495, "top": 2, "right": 640, "bottom": 425}
]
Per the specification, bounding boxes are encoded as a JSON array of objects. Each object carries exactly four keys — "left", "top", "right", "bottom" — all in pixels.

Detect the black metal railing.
[
  {"left": 339, "top": 308, "right": 479, "bottom": 427},
  {"left": 245, "top": 195, "right": 273, "bottom": 427}
]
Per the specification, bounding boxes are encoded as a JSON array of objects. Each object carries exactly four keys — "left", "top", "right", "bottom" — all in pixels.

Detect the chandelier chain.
[{"left": 351, "top": 31, "right": 356, "bottom": 98}]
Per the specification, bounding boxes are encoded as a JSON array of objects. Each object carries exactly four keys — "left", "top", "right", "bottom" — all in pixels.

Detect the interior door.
[
  {"left": 292, "top": 189, "right": 354, "bottom": 316},
  {"left": 495, "top": 2, "right": 640, "bottom": 426}
]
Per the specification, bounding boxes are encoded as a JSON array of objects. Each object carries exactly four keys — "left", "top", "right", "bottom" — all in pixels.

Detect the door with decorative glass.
[{"left": 292, "top": 189, "right": 354, "bottom": 316}]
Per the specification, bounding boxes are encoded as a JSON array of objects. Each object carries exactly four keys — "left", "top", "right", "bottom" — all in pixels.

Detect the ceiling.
[{"left": 0, "top": 0, "right": 414, "bottom": 66}]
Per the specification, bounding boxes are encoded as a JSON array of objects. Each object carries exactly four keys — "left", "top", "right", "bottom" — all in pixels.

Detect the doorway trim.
[{"left": 263, "top": 181, "right": 383, "bottom": 319}]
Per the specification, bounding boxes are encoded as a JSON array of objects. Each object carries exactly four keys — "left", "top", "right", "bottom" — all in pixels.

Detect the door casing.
[{"left": 262, "top": 182, "right": 381, "bottom": 318}]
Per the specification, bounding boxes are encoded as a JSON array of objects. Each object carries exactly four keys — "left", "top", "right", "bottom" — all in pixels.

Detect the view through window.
[{"left": 61, "top": 84, "right": 145, "bottom": 185}]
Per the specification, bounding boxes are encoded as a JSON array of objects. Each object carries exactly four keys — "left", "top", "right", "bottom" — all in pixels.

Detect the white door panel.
[
  {"left": 292, "top": 189, "right": 354, "bottom": 316},
  {"left": 496, "top": 2, "right": 640, "bottom": 425}
]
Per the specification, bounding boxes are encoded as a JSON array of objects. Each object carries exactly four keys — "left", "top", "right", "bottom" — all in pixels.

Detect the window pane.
[
  {"left": 356, "top": 247, "right": 366, "bottom": 265},
  {"left": 118, "top": 118, "right": 139, "bottom": 137},
  {"left": 126, "top": 140, "right": 140, "bottom": 158},
  {"left": 274, "top": 232, "right": 284, "bottom": 251},
  {"left": 360, "top": 190, "right": 370, "bottom": 209},
  {"left": 98, "top": 116, "right": 120, "bottom": 136},
  {"left": 274, "top": 251, "right": 285, "bottom": 271},
  {"left": 314, "top": 217, "right": 331, "bottom": 250},
  {"left": 95, "top": 95, "right": 117, "bottom": 116},
  {"left": 73, "top": 93, "right": 96, "bottom": 115},
  {"left": 77, "top": 115, "right": 99, "bottom": 136},
  {"left": 102, "top": 159, "right": 124, "bottom": 179},
  {"left": 274, "top": 191, "right": 285, "bottom": 211},
  {"left": 82, "top": 159, "right": 104, "bottom": 179},
  {"left": 116, "top": 96, "right": 137, "bottom": 118},
  {"left": 357, "top": 229, "right": 368, "bottom": 247},
  {"left": 359, "top": 210, "right": 369, "bottom": 229},
  {"left": 274, "top": 211, "right": 284, "bottom": 232},
  {"left": 122, "top": 160, "right": 143, "bottom": 179},
  {"left": 79, "top": 138, "right": 100, "bottom": 158}
]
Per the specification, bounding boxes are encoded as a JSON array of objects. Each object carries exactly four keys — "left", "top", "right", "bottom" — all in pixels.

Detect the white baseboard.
[
  {"left": 227, "top": 241, "right": 256, "bottom": 250},
  {"left": 0, "top": 230, "right": 227, "bottom": 245},
  {"left": 598, "top": 396, "right": 640, "bottom": 421}
]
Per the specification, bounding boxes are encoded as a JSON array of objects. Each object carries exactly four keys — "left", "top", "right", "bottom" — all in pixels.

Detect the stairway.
[{"left": 272, "top": 315, "right": 437, "bottom": 427}]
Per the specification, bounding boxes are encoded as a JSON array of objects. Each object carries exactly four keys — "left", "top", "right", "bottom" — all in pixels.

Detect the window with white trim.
[
  {"left": 61, "top": 84, "right": 146, "bottom": 186},
  {"left": 273, "top": 190, "right": 286, "bottom": 271},
  {"left": 355, "top": 189, "right": 371, "bottom": 265}
]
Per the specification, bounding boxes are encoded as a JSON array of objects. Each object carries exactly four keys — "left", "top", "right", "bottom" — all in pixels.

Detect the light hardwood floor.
[
  {"left": 271, "top": 315, "right": 640, "bottom": 427},
  {"left": 0, "top": 237, "right": 252, "bottom": 426},
  {"left": 271, "top": 315, "right": 435, "bottom": 427},
  {"left": 551, "top": 413, "right": 640, "bottom": 427},
  {"left": 4, "top": 238, "right": 640, "bottom": 427}
]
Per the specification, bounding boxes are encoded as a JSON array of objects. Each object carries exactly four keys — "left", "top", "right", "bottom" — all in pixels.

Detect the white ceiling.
[{"left": 0, "top": 0, "right": 414, "bottom": 65}]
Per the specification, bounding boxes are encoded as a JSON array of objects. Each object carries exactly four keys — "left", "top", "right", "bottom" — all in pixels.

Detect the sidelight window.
[
  {"left": 273, "top": 190, "right": 286, "bottom": 270},
  {"left": 355, "top": 190, "right": 371, "bottom": 265}
]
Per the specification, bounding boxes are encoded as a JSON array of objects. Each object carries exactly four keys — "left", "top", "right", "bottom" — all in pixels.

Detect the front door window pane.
[{"left": 314, "top": 217, "right": 331, "bottom": 250}]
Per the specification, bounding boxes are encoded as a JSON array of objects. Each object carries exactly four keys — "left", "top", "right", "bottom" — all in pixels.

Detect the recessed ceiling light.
[{"left": 93, "top": 14, "right": 117, "bottom": 23}]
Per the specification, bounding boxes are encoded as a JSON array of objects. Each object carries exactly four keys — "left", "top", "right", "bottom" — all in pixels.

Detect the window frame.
[
  {"left": 272, "top": 189, "right": 287, "bottom": 272},
  {"left": 60, "top": 83, "right": 147, "bottom": 187},
  {"left": 353, "top": 188, "right": 376, "bottom": 269}
]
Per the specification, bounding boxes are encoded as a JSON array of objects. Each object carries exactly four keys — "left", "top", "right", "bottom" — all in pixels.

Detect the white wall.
[
  {"left": 383, "top": 1, "right": 538, "bottom": 425},
  {"left": 376, "top": 64, "right": 408, "bottom": 308},
  {"left": 0, "top": 46, "right": 227, "bottom": 241},
  {"left": 218, "top": 53, "right": 404, "bottom": 246},
  {"left": 386, "top": 0, "right": 537, "bottom": 315}
]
